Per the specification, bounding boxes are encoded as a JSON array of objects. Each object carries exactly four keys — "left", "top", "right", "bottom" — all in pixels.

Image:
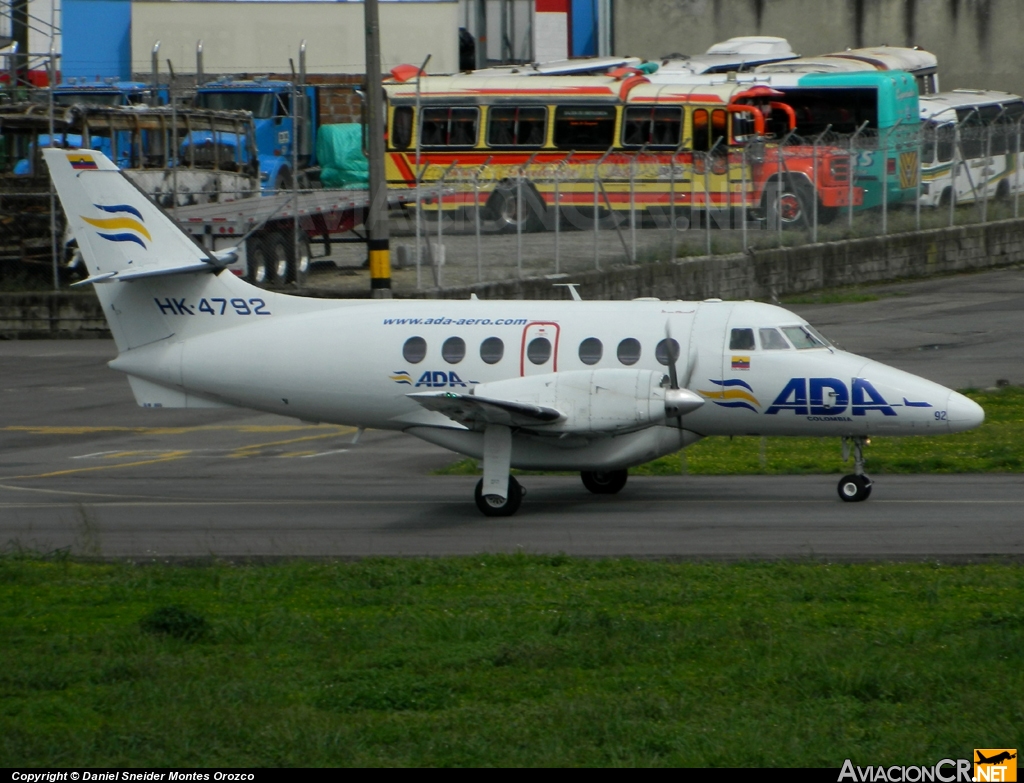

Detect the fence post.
[
  {"left": 593, "top": 147, "right": 612, "bottom": 271},
  {"left": 1016, "top": 118, "right": 1022, "bottom": 220},
  {"left": 811, "top": 125, "right": 831, "bottom": 244},
  {"left": 669, "top": 145, "right": 680, "bottom": 263},
  {"left": 915, "top": 124, "right": 923, "bottom": 231},
  {"left": 516, "top": 168, "right": 523, "bottom": 278},
  {"left": 474, "top": 166, "right": 482, "bottom": 283},
  {"left": 629, "top": 148, "right": 641, "bottom": 264},
  {"left": 881, "top": 120, "right": 902, "bottom": 236},
  {"left": 437, "top": 180, "right": 444, "bottom": 289},
  {"left": 848, "top": 121, "right": 868, "bottom": 229},
  {"left": 950, "top": 123, "right": 960, "bottom": 228},
  {"left": 741, "top": 143, "right": 748, "bottom": 253},
  {"left": 554, "top": 152, "right": 571, "bottom": 275}
]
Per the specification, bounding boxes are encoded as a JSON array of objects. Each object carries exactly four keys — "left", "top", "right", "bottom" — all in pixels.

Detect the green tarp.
[{"left": 316, "top": 123, "right": 368, "bottom": 189}]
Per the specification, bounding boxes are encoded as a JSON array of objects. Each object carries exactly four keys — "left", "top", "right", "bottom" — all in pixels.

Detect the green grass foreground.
[
  {"left": 1, "top": 556, "right": 1022, "bottom": 766},
  {"left": 437, "top": 387, "right": 1024, "bottom": 477}
]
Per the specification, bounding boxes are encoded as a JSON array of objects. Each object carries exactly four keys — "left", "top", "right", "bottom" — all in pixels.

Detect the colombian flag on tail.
[{"left": 68, "top": 153, "right": 98, "bottom": 170}]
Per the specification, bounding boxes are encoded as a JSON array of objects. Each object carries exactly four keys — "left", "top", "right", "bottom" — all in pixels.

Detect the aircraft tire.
[
  {"left": 837, "top": 474, "right": 872, "bottom": 502},
  {"left": 581, "top": 469, "right": 628, "bottom": 495},
  {"left": 474, "top": 476, "right": 524, "bottom": 517}
]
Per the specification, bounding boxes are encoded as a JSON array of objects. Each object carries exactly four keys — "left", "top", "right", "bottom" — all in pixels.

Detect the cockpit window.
[
  {"left": 759, "top": 327, "right": 790, "bottom": 350},
  {"left": 781, "top": 325, "right": 828, "bottom": 349},
  {"left": 729, "top": 328, "right": 755, "bottom": 350}
]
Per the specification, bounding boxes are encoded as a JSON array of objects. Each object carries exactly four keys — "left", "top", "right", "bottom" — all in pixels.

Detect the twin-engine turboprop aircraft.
[{"left": 45, "top": 148, "right": 984, "bottom": 516}]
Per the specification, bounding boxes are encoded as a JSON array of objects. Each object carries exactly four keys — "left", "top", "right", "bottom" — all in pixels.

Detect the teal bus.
[{"left": 648, "top": 69, "right": 921, "bottom": 210}]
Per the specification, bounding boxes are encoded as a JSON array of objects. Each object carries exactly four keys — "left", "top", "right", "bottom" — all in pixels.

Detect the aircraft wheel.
[
  {"left": 837, "top": 474, "right": 872, "bottom": 503},
  {"left": 581, "top": 469, "right": 628, "bottom": 495},
  {"left": 474, "top": 476, "right": 524, "bottom": 517}
]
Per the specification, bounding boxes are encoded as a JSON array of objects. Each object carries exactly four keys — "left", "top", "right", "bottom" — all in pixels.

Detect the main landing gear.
[
  {"left": 838, "top": 436, "right": 872, "bottom": 502},
  {"left": 581, "top": 469, "right": 628, "bottom": 495}
]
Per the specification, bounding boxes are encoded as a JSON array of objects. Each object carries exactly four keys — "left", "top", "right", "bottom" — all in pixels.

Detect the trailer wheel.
[
  {"left": 290, "top": 235, "right": 311, "bottom": 287},
  {"left": 268, "top": 234, "right": 290, "bottom": 289},
  {"left": 246, "top": 238, "right": 270, "bottom": 285}
]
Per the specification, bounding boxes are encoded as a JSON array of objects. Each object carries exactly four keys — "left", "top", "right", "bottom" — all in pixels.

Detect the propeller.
[{"left": 663, "top": 319, "right": 703, "bottom": 423}]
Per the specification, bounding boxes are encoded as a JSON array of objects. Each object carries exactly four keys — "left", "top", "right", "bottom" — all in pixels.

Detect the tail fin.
[{"left": 44, "top": 147, "right": 215, "bottom": 280}]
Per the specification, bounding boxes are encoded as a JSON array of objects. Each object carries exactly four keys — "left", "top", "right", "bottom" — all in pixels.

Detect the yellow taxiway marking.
[
  {"left": 2, "top": 424, "right": 354, "bottom": 436},
  {"left": 228, "top": 430, "right": 354, "bottom": 458},
  {"left": 2, "top": 451, "right": 192, "bottom": 481}
]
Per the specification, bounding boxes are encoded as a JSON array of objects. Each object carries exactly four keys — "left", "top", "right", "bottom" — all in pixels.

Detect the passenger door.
[{"left": 520, "top": 322, "right": 560, "bottom": 376}]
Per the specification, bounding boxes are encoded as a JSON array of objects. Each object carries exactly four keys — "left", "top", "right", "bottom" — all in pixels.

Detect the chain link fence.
[{"left": 6, "top": 115, "right": 1024, "bottom": 293}]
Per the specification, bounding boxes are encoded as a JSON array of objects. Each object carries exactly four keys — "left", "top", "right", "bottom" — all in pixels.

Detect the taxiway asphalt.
[{"left": 2, "top": 267, "right": 1022, "bottom": 559}]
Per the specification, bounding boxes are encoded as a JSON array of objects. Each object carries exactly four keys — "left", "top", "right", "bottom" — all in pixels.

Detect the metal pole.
[
  {"left": 915, "top": 124, "right": 922, "bottom": 230},
  {"left": 848, "top": 121, "right": 868, "bottom": 229},
  {"left": 811, "top": 126, "right": 831, "bottom": 243},
  {"left": 882, "top": 120, "right": 902, "bottom": 236},
  {"left": 741, "top": 142, "right": 748, "bottom": 252},
  {"left": 670, "top": 144, "right": 680, "bottom": 262},
  {"left": 48, "top": 42, "right": 58, "bottom": 291},
  {"left": 196, "top": 40, "right": 204, "bottom": 86},
  {"left": 1016, "top": 118, "right": 1022, "bottom": 220},
  {"left": 629, "top": 147, "right": 641, "bottom": 263},
  {"left": 516, "top": 168, "right": 523, "bottom": 277},
  {"left": 950, "top": 121, "right": 960, "bottom": 228},
  {"left": 437, "top": 178, "right": 444, "bottom": 289},
  {"left": 365, "top": 0, "right": 392, "bottom": 297},
  {"left": 705, "top": 151, "right": 712, "bottom": 256},
  {"left": 474, "top": 167, "right": 482, "bottom": 283},
  {"left": 414, "top": 54, "right": 430, "bottom": 291},
  {"left": 555, "top": 153, "right": 571, "bottom": 274},
  {"left": 151, "top": 41, "right": 161, "bottom": 106},
  {"left": 982, "top": 108, "right": 1006, "bottom": 225},
  {"left": 291, "top": 51, "right": 301, "bottom": 288}
]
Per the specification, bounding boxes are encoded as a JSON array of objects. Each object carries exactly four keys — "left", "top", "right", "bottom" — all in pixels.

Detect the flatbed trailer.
[{"left": 173, "top": 188, "right": 410, "bottom": 287}]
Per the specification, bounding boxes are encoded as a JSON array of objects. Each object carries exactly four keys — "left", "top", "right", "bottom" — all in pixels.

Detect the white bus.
[{"left": 918, "top": 89, "right": 1024, "bottom": 208}]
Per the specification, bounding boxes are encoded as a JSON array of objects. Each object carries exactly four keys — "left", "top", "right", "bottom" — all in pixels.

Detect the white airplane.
[{"left": 45, "top": 148, "right": 984, "bottom": 516}]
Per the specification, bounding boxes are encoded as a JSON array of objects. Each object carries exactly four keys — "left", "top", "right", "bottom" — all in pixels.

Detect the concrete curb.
[{"left": 5, "top": 218, "right": 1024, "bottom": 338}]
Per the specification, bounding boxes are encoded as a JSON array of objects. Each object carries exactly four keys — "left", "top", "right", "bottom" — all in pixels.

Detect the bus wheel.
[
  {"left": 765, "top": 181, "right": 813, "bottom": 230},
  {"left": 937, "top": 188, "right": 953, "bottom": 209},
  {"left": 487, "top": 181, "right": 547, "bottom": 233},
  {"left": 996, "top": 180, "right": 1011, "bottom": 201}
]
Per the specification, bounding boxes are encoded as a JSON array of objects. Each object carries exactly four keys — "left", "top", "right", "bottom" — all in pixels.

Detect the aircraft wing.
[{"left": 407, "top": 391, "right": 564, "bottom": 429}]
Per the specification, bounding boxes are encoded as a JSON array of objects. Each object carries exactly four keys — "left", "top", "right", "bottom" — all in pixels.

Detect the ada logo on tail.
[{"left": 80, "top": 204, "right": 151, "bottom": 250}]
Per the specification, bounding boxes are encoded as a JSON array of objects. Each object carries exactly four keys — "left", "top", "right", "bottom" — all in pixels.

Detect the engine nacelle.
[{"left": 474, "top": 369, "right": 702, "bottom": 434}]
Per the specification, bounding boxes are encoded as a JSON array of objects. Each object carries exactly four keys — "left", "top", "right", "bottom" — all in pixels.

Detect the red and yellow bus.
[{"left": 383, "top": 69, "right": 861, "bottom": 231}]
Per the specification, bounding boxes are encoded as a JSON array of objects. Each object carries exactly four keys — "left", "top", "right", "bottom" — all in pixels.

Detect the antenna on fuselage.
[{"left": 553, "top": 283, "right": 582, "bottom": 301}]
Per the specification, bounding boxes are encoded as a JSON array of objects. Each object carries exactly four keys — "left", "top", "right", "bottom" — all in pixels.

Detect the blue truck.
[
  {"left": 51, "top": 79, "right": 169, "bottom": 108},
  {"left": 191, "top": 78, "right": 318, "bottom": 192}
]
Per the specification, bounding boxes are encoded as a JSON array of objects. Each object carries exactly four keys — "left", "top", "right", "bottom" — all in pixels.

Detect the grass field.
[
  {"left": 1, "top": 555, "right": 1021, "bottom": 767},
  {"left": 437, "top": 387, "right": 1024, "bottom": 477}
]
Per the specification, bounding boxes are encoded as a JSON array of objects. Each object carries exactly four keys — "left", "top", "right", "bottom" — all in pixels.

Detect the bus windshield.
[
  {"left": 53, "top": 93, "right": 124, "bottom": 107},
  {"left": 773, "top": 88, "right": 879, "bottom": 135}
]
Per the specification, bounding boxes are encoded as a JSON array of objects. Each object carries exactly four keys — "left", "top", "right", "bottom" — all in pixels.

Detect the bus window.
[
  {"left": 935, "top": 123, "right": 955, "bottom": 163},
  {"left": 487, "top": 107, "right": 546, "bottom": 148},
  {"left": 553, "top": 105, "right": 616, "bottom": 150},
  {"left": 421, "top": 107, "right": 479, "bottom": 148},
  {"left": 711, "top": 109, "right": 727, "bottom": 150},
  {"left": 957, "top": 108, "right": 984, "bottom": 159},
  {"left": 691, "top": 108, "right": 709, "bottom": 151},
  {"left": 621, "top": 106, "right": 683, "bottom": 149},
  {"left": 391, "top": 106, "right": 413, "bottom": 150}
]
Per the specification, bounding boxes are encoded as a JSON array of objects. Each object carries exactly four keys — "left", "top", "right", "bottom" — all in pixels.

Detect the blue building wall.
[{"left": 62, "top": 0, "right": 132, "bottom": 80}]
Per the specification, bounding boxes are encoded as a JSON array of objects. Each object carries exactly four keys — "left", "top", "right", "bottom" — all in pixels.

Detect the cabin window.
[
  {"left": 759, "top": 328, "right": 790, "bottom": 350},
  {"left": 391, "top": 106, "right": 413, "bottom": 150},
  {"left": 480, "top": 336, "right": 504, "bottom": 364},
  {"left": 578, "top": 337, "right": 603, "bottom": 365},
  {"left": 554, "top": 105, "right": 616, "bottom": 150},
  {"left": 442, "top": 336, "right": 466, "bottom": 364},
  {"left": 782, "top": 325, "right": 827, "bottom": 350},
  {"left": 617, "top": 337, "right": 642, "bottom": 366},
  {"left": 421, "top": 107, "right": 479, "bottom": 148},
  {"left": 527, "top": 337, "right": 552, "bottom": 365},
  {"left": 622, "top": 106, "right": 683, "bottom": 149},
  {"left": 403, "top": 336, "right": 427, "bottom": 363},
  {"left": 655, "top": 338, "right": 680, "bottom": 365},
  {"left": 729, "top": 328, "right": 756, "bottom": 351},
  {"left": 488, "top": 107, "right": 546, "bottom": 148}
]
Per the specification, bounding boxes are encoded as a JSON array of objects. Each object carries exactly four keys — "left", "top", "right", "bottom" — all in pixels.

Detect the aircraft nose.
[{"left": 946, "top": 390, "right": 985, "bottom": 433}]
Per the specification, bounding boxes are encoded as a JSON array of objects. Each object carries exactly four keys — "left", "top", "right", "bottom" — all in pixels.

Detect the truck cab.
[{"left": 191, "top": 79, "right": 317, "bottom": 192}]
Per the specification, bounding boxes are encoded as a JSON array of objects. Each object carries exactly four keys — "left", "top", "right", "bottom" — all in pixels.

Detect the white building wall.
[{"left": 131, "top": 0, "right": 460, "bottom": 76}]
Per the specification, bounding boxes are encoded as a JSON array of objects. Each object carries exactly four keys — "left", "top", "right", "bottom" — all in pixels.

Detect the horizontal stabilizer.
[
  {"left": 126, "top": 375, "right": 232, "bottom": 409},
  {"left": 408, "top": 391, "right": 564, "bottom": 429},
  {"left": 71, "top": 261, "right": 220, "bottom": 287}
]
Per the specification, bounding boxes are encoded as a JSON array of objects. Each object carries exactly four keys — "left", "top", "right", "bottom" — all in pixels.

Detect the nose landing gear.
[{"left": 838, "top": 436, "right": 872, "bottom": 502}]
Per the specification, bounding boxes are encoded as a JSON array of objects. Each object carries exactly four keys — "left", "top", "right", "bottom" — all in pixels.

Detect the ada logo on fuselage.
[
  {"left": 390, "top": 370, "right": 478, "bottom": 388},
  {"left": 766, "top": 377, "right": 901, "bottom": 417}
]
